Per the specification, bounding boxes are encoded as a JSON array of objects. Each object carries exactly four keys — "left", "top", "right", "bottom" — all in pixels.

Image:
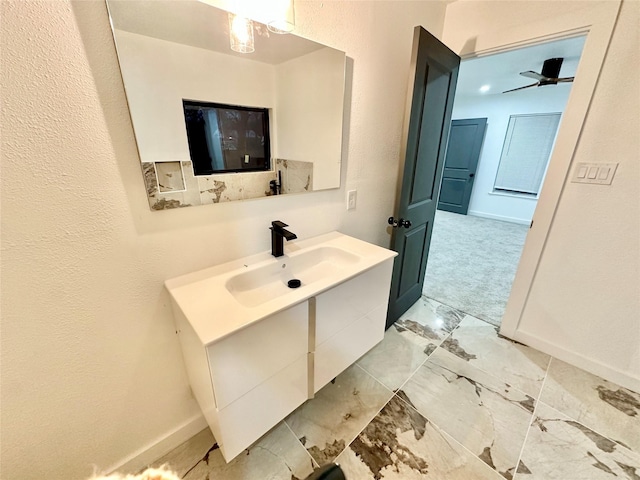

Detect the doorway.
[
  {"left": 437, "top": 118, "right": 487, "bottom": 215},
  {"left": 422, "top": 36, "right": 586, "bottom": 326}
]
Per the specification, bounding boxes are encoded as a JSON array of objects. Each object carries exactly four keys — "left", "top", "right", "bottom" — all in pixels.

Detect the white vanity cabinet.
[
  {"left": 312, "top": 261, "right": 394, "bottom": 392},
  {"left": 173, "top": 302, "right": 309, "bottom": 461},
  {"left": 166, "top": 232, "right": 397, "bottom": 462}
]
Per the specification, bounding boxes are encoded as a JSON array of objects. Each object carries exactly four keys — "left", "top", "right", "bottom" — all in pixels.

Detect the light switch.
[
  {"left": 244, "top": 154, "right": 250, "bottom": 164},
  {"left": 598, "top": 167, "right": 610, "bottom": 180},
  {"left": 577, "top": 166, "right": 588, "bottom": 178},
  {"left": 571, "top": 162, "right": 618, "bottom": 185},
  {"left": 347, "top": 190, "right": 357, "bottom": 210}
]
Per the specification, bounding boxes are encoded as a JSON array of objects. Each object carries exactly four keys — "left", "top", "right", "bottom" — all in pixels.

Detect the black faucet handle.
[{"left": 271, "top": 220, "right": 288, "bottom": 229}]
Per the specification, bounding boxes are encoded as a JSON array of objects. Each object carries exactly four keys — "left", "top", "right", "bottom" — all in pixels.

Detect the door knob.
[
  {"left": 388, "top": 216, "right": 412, "bottom": 228},
  {"left": 469, "top": 173, "right": 475, "bottom": 178}
]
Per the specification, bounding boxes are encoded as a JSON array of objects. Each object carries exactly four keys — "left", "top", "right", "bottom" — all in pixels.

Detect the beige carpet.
[{"left": 423, "top": 210, "right": 529, "bottom": 326}]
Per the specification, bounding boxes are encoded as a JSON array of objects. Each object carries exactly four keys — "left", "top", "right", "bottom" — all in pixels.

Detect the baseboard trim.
[
  {"left": 511, "top": 330, "right": 640, "bottom": 393},
  {"left": 106, "top": 414, "right": 208, "bottom": 475},
  {"left": 467, "top": 210, "right": 531, "bottom": 225}
]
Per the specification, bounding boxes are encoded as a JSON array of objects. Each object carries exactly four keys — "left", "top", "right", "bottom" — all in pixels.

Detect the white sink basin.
[
  {"left": 225, "top": 246, "right": 359, "bottom": 307},
  {"left": 165, "top": 231, "right": 397, "bottom": 346}
]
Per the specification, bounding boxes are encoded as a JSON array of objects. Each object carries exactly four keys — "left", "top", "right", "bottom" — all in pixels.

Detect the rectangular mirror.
[{"left": 106, "top": 0, "right": 346, "bottom": 210}]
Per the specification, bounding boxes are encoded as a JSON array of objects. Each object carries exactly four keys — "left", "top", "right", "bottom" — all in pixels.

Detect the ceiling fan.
[{"left": 503, "top": 57, "right": 574, "bottom": 93}]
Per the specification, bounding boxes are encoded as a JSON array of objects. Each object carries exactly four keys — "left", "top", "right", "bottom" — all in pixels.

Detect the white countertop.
[{"left": 165, "top": 231, "right": 397, "bottom": 346}]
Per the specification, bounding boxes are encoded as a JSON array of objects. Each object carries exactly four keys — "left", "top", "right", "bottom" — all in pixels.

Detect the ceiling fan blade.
[
  {"left": 520, "top": 71, "right": 546, "bottom": 81},
  {"left": 556, "top": 77, "right": 575, "bottom": 83},
  {"left": 502, "top": 82, "right": 539, "bottom": 94}
]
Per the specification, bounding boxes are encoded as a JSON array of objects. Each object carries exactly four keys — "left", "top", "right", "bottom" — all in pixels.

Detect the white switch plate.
[
  {"left": 347, "top": 190, "right": 357, "bottom": 210},
  {"left": 571, "top": 162, "right": 618, "bottom": 185}
]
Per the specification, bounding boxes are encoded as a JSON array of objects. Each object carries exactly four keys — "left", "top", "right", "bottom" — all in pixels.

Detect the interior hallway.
[
  {"left": 423, "top": 210, "right": 529, "bottom": 326},
  {"left": 142, "top": 297, "right": 640, "bottom": 479}
]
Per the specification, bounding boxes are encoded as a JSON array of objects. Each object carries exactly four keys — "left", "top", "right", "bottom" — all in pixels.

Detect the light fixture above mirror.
[
  {"left": 267, "top": 0, "right": 295, "bottom": 34},
  {"left": 228, "top": 0, "right": 295, "bottom": 54},
  {"left": 228, "top": 13, "right": 255, "bottom": 53}
]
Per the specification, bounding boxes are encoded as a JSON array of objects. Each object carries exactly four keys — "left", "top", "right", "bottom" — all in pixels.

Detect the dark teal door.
[
  {"left": 386, "top": 26, "right": 460, "bottom": 328},
  {"left": 437, "top": 118, "right": 487, "bottom": 214}
]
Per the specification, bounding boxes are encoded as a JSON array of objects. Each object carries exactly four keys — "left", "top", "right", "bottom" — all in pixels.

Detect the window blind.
[{"left": 494, "top": 113, "right": 561, "bottom": 195}]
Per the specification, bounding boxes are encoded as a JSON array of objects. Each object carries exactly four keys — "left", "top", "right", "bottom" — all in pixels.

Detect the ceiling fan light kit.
[
  {"left": 503, "top": 57, "right": 575, "bottom": 93},
  {"left": 540, "top": 57, "right": 564, "bottom": 82}
]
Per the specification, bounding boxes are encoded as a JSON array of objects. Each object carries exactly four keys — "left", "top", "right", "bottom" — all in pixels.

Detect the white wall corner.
[
  {"left": 511, "top": 330, "right": 640, "bottom": 394},
  {"left": 106, "top": 414, "right": 208, "bottom": 475},
  {"left": 467, "top": 210, "right": 531, "bottom": 226}
]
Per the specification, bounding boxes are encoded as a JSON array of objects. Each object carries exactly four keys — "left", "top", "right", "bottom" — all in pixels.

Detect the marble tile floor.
[{"left": 147, "top": 297, "right": 640, "bottom": 480}]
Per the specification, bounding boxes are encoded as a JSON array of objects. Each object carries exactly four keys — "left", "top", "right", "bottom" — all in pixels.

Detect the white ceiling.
[
  {"left": 455, "top": 36, "right": 587, "bottom": 97},
  {"left": 107, "top": 0, "right": 326, "bottom": 65}
]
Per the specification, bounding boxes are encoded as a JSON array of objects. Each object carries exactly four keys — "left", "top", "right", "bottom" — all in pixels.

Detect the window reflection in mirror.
[{"left": 183, "top": 100, "right": 271, "bottom": 175}]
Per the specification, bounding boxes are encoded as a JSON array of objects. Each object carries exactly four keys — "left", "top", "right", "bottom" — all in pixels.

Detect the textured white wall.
[
  {"left": 452, "top": 85, "right": 572, "bottom": 224},
  {"left": 0, "top": 1, "right": 447, "bottom": 479},
  {"left": 517, "top": 0, "right": 640, "bottom": 387},
  {"left": 444, "top": 0, "right": 640, "bottom": 389}
]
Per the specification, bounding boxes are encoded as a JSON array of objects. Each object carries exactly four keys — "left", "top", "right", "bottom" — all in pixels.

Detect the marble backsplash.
[
  {"left": 276, "top": 159, "right": 313, "bottom": 195},
  {"left": 141, "top": 159, "right": 314, "bottom": 210}
]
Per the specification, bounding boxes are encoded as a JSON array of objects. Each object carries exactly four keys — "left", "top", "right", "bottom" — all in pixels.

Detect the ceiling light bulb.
[
  {"left": 479, "top": 85, "right": 491, "bottom": 93},
  {"left": 229, "top": 13, "right": 255, "bottom": 54}
]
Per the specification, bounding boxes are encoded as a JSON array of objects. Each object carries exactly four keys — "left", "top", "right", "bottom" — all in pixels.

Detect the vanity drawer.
[
  {"left": 217, "top": 354, "right": 308, "bottom": 461},
  {"left": 314, "top": 303, "right": 386, "bottom": 393},
  {"left": 207, "top": 301, "right": 308, "bottom": 410},
  {"left": 314, "top": 261, "right": 393, "bottom": 347}
]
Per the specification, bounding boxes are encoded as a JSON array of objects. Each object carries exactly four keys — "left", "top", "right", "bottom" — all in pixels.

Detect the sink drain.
[{"left": 287, "top": 279, "right": 302, "bottom": 289}]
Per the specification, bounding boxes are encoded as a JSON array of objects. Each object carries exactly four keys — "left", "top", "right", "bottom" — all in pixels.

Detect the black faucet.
[
  {"left": 269, "top": 171, "right": 283, "bottom": 196},
  {"left": 270, "top": 221, "right": 297, "bottom": 257}
]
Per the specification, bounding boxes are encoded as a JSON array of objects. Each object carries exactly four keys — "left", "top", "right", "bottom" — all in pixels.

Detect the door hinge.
[{"left": 530, "top": 220, "right": 534, "bottom": 229}]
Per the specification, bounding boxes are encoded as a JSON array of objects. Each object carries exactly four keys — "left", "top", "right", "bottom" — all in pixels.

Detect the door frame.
[{"left": 441, "top": 2, "right": 621, "bottom": 343}]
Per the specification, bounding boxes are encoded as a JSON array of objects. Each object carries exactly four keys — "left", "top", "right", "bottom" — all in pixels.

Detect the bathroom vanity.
[{"left": 165, "top": 232, "right": 396, "bottom": 461}]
